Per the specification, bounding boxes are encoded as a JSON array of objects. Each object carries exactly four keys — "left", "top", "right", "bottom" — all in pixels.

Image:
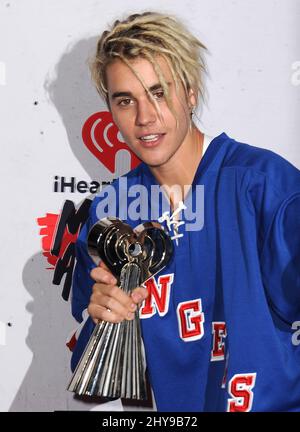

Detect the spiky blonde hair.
[{"left": 89, "top": 11, "right": 207, "bottom": 116}]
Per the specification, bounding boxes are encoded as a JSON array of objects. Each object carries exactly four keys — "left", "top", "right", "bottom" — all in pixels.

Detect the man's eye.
[
  {"left": 118, "top": 98, "right": 132, "bottom": 106},
  {"left": 153, "top": 91, "right": 164, "bottom": 99}
]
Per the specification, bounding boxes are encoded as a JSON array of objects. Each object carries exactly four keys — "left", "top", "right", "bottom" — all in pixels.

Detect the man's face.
[{"left": 106, "top": 56, "right": 195, "bottom": 168}]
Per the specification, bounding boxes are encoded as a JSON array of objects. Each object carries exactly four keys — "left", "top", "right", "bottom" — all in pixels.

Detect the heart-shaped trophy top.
[{"left": 87, "top": 217, "right": 174, "bottom": 286}]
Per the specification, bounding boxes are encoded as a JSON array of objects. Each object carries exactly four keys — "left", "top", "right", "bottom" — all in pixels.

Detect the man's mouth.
[{"left": 139, "top": 133, "right": 165, "bottom": 143}]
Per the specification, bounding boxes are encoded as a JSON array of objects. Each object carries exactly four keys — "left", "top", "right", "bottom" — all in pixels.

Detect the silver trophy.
[{"left": 67, "top": 217, "right": 173, "bottom": 400}]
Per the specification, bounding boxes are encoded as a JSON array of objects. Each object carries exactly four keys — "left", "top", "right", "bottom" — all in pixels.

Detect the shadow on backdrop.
[{"left": 10, "top": 37, "right": 148, "bottom": 411}]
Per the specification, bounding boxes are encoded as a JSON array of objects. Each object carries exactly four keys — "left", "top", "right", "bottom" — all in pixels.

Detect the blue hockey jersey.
[{"left": 70, "top": 132, "right": 300, "bottom": 412}]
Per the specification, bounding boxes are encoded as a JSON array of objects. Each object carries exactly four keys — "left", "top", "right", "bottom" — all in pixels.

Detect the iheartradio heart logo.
[{"left": 82, "top": 111, "right": 141, "bottom": 174}]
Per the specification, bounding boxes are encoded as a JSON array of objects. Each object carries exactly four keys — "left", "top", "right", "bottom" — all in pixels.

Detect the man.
[{"left": 70, "top": 12, "right": 300, "bottom": 411}]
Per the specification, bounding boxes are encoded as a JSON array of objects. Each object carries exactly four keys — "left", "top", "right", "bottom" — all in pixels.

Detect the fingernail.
[
  {"left": 130, "top": 303, "right": 137, "bottom": 311},
  {"left": 127, "top": 312, "right": 134, "bottom": 320}
]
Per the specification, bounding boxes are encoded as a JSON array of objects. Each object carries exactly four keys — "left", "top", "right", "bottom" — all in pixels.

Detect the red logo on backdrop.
[
  {"left": 37, "top": 200, "right": 92, "bottom": 301},
  {"left": 37, "top": 213, "right": 77, "bottom": 269},
  {"left": 82, "top": 111, "right": 141, "bottom": 173}
]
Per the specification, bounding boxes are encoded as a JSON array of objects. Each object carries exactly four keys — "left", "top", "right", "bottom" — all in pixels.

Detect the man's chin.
[
  {"left": 138, "top": 153, "right": 172, "bottom": 169},
  {"left": 143, "top": 159, "right": 167, "bottom": 169}
]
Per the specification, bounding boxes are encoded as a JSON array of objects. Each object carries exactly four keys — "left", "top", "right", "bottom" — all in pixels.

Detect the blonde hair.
[{"left": 89, "top": 12, "right": 207, "bottom": 115}]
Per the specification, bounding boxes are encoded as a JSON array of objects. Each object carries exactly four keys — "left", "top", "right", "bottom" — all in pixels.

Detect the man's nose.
[{"left": 135, "top": 98, "right": 157, "bottom": 126}]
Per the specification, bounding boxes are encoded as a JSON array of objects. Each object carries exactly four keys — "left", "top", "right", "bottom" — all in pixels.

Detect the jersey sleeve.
[
  {"left": 69, "top": 199, "right": 100, "bottom": 372},
  {"left": 260, "top": 192, "right": 300, "bottom": 324},
  {"left": 72, "top": 219, "right": 96, "bottom": 323}
]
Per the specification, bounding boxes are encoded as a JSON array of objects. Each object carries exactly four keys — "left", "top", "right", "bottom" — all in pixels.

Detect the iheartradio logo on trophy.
[{"left": 82, "top": 111, "right": 141, "bottom": 173}]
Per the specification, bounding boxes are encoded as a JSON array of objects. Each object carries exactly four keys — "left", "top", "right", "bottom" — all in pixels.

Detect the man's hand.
[{"left": 88, "top": 261, "right": 148, "bottom": 324}]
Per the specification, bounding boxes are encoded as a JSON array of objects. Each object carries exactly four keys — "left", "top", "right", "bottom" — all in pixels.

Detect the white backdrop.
[{"left": 0, "top": 0, "right": 299, "bottom": 411}]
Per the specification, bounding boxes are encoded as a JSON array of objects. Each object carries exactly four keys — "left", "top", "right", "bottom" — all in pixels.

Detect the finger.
[
  {"left": 131, "top": 286, "right": 149, "bottom": 305},
  {"left": 90, "top": 267, "right": 117, "bottom": 285},
  {"left": 91, "top": 290, "right": 137, "bottom": 318},
  {"left": 95, "top": 283, "right": 137, "bottom": 310},
  {"left": 91, "top": 284, "right": 138, "bottom": 318},
  {"left": 88, "top": 303, "right": 127, "bottom": 324}
]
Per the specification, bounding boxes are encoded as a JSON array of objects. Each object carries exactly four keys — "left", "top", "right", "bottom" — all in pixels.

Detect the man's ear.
[{"left": 188, "top": 87, "right": 197, "bottom": 110}]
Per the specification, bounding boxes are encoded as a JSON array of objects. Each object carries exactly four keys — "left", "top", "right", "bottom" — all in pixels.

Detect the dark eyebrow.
[
  {"left": 111, "top": 91, "right": 132, "bottom": 99},
  {"left": 111, "top": 82, "right": 170, "bottom": 99}
]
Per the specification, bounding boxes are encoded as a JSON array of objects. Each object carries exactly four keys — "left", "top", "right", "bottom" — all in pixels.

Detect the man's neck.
[{"left": 149, "top": 127, "right": 204, "bottom": 211}]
